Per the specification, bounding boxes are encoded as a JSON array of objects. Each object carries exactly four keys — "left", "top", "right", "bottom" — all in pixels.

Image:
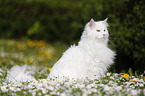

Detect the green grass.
[
  {"left": 0, "top": 39, "right": 68, "bottom": 68},
  {"left": 0, "top": 39, "right": 145, "bottom": 96}
]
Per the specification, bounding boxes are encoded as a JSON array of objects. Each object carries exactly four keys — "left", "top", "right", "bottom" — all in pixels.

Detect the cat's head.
[{"left": 82, "top": 18, "right": 109, "bottom": 43}]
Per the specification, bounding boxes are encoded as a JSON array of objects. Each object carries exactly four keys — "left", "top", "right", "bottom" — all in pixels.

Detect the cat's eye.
[{"left": 96, "top": 30, "right": 100, "bottom": 32}]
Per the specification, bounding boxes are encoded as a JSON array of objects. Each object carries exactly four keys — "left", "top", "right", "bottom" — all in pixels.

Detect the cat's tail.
[{"left": 6, "top": 65, "right": 36, "bottom": 83}]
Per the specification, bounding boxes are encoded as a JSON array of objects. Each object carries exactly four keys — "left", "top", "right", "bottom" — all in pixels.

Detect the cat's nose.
[{"left": 103, "top": 34, "right": 106, "bottom": 36}]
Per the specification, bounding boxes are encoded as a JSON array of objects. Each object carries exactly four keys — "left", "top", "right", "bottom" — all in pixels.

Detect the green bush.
[{"left": 115, "top": 0, "right": 145, "bottom": 73}]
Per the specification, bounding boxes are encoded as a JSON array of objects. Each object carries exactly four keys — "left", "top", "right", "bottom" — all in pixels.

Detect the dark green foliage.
[
  {"left": 0, "top": 0, "right": 105, "bottom": 43},
  {"left": 115, "top": 0, "right": 145, "bottom": 73},
  {"left": 0, "top": 0, "right": 145, "bottom": 72}
]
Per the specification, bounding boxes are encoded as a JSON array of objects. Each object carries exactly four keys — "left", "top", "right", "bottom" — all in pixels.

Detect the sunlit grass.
[
  {"left": 0, "top": 39, "right": 145, "bottom": 96},
  {"left": 0, "top": 39, "right": 68, "bottom": 68}
]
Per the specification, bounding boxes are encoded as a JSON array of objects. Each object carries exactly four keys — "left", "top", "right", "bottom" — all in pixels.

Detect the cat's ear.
[
  {"left": 103, "top": 18, "right": 109, "bottom": 27},
  {"left": 104, "top": 18, "right": 108, "bottom": 22},
  {"left": 89, "top": 18, "right": 95, "bottom": 27}
]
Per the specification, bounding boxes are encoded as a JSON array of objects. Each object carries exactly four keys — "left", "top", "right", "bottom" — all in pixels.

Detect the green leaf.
[
  {"left": 128, "top": 68, "right": 134, "bottom": 76},
  {"left": 135, "top": 71, "right": 138, "bottom": 77},
  {"left": 27, "top": 21, "right": 41, "bottom": 36}
]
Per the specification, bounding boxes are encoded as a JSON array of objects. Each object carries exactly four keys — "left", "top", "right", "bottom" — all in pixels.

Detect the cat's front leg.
[{"left": 87, "top": 57, "right": 107, "bottom": 79}]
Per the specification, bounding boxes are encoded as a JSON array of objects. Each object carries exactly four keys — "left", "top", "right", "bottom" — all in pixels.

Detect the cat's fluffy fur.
[
  {"left": 47, "top": 18, "right": 115, "bottom": 81},
  {"left": 6, "top": 18, "right": 115, "bottom": 82},
  {"left": 6, "top": 65, "right": 35, "bottom": 82}
]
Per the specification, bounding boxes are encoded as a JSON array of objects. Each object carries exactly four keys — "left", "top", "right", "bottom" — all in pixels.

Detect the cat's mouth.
[
  {"left": 98, "top": 36, "right": 107, "bottom": 41},
  {"left": 96, "top": 37, "right": 106, "bottom": 41}
]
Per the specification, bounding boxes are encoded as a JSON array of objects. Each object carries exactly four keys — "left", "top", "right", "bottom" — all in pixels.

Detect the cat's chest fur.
[
  {"left": 79, "top": 40, "right": 114, "bottom": 68},
  {"left": 77, "top": 41, "right": 115, "bottom": 79}
]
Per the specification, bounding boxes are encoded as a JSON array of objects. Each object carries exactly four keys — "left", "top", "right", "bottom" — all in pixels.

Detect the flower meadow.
[{"left": 0, "top": 40, "right": 145, "bottom": 96}]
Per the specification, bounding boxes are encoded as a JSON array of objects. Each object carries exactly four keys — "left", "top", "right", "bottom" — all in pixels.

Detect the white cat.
[
  {"left": 47, "top": 18, "right": 116, "bottom": 81},
  {"left": 6, "top": 18, "right": 115, "bottom": 82}
]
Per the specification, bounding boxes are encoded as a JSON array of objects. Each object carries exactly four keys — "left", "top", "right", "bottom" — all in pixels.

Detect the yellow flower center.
[
  {"left": 48, "top": 68, "right": 51, "bottom": 72},
  {"left": 123, "top": 74, "right": 129, "bottom": 79}
]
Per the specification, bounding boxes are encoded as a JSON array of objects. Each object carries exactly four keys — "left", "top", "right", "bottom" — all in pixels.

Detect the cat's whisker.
[{"left": 108, "top": 37, "right": 116, "bottom": 47}]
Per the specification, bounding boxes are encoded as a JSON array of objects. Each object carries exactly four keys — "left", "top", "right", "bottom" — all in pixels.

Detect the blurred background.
[{"left": 0, "top": 0, "right": 145, "bottom": 73}]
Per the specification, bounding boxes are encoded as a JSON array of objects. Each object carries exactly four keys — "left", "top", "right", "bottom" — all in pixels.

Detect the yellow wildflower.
[
  {"left": 43, "top": 73, "right": 47, "bottom": 76},
  {"left": 36, "top": 40, "right": 45, "bottom": 47},
  {"left": 24, "top": 60, "right": 28, "bottom": 64},
  {"left": 130, "top": 79, "right": 135, "bottom": 82},
  {"left": 46, "top": 53, "right": 52, "bottom": 59},
  {"left": 28, "top": 57, "right": 33, "bottom": 63},
  {"left": 123, "top": 74, "right": 129, "bottom": 79},
  {"left": 48, "top": 68, "right": 51, "bottom": 72},
  {"left": 17, "top": 42, "right": 24, "bottom": 51},
  {"left": 27, "top": 40, "right": 35, "bottom": 47}
]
